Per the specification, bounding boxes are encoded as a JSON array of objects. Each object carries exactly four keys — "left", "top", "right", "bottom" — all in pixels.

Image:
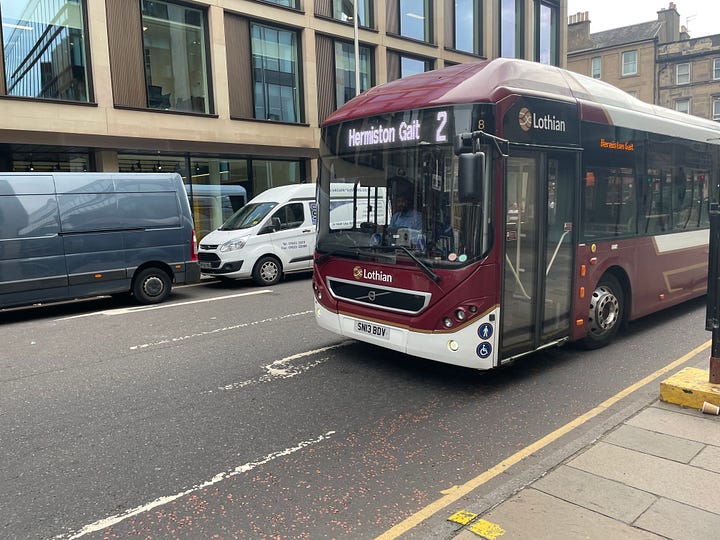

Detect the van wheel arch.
[
  {"left": 132, "top": 265, "right": 173, "bottom": 304},
  {"left": 252, "top": 255, "right": 283, "bottom": 286}
]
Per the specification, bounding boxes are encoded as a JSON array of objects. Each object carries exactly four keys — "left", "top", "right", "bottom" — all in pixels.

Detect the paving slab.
[
  {"left": 603, "top": 424, "right": 704, "bottom": 463},
  {"left": 569, "top": 442, "right": 720, "bottom": 515},
  {"left": 689, "top": 444, "right": 720, "bottom": 474},
  {"left": 532, "top": 465, "right": 656, "bottom": 523},
  {"left": 454, "top": 488, "right": 664, "bottom": 540},
  {"left": 634, "top": 497, "right": 720, "bottom": 540},
  {"left": 626, "top": 406, "right": 720, "bottom": 446}
]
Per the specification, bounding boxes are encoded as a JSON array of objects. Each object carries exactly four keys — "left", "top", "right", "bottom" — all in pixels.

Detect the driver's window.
[{"left": 271, "top": 203, "right": 304, "bottom": 230}]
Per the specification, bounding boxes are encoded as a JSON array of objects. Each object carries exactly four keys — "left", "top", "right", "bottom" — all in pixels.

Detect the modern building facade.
[
  {"left": 567, "top": 2, "right": 720, "bottom": 123},
  {"left": 0, "top": 0, "right": 566, "bottom": 239}
]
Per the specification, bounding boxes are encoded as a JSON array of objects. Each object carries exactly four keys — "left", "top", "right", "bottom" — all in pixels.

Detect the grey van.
[{"left": 0, "top": 172, "right": 200, "bottom": 309}]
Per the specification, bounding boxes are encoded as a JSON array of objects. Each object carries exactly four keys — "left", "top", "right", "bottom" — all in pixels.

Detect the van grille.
[
  {"left": 327, "top": 277, "right": 431, "bottom": 314},
  {"left": 200, "top": 243, "right": 219, "bottom": 250},
  {"left": 198, "top": 253, "right": 221, "bottom": 263}
]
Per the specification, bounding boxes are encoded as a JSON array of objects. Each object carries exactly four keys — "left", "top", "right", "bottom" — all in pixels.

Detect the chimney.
[
  {"left": 568, "top": 11, "right": 592, "bottom": 52},
  {"left": 657, "top": 2, "right": 680, "bottom": 44},
  {"left": 680, "top": 25, "right": 690, "bottom": 40}
]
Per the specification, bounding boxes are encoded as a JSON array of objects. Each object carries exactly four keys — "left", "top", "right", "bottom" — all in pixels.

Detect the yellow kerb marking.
[
  {"left": 469, "top": 519, "right": 505, "bottom": 539},
  {"left": 448, "top": 510, "right": 477, "bottom": 525},
  {"left": 375, "top": 339, "right": 711, "bottom": 540}
]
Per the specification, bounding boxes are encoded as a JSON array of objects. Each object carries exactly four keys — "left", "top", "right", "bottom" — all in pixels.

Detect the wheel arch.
[
  {"left": 131, "top": 261, "right": 175, "bottom": 287},
  {"left": 601, "top": 265, "right": 632, "bottom": 325}
]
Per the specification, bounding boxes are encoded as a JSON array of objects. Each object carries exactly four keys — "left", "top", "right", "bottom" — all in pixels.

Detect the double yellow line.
[{"left": 377, "top": 340, "right": 712, "bottom": 539}]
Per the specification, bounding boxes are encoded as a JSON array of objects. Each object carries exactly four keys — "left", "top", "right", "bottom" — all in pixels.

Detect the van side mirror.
[{"left": 458, "top": 152, "right": 486, "bottom": 203}]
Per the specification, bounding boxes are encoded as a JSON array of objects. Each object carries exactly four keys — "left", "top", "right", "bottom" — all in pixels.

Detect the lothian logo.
[{"left": 353, "top": 265, "right": 393, "bottom": 283}]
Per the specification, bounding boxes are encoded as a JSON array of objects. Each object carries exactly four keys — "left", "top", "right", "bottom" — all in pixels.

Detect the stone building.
[{"left": 567, "top": 2, "right": 720, "bottom": 123}]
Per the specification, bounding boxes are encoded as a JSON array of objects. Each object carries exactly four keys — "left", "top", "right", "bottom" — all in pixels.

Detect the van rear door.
[{"left": 0, "top": 174, "right": 69, "bottom": 307}]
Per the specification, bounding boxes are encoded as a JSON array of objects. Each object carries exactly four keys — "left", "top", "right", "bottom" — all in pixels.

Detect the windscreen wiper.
[
  {"left": 315, "top": 248, "right": 360, "bottom": 264},
  {"left": 396, "top": 246, "right": 441, "bottom": 283}
]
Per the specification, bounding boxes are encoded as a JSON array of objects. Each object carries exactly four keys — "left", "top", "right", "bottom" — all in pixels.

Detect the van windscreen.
[{"left": 219, "top": 202, "right": 277, "bottom": 230}]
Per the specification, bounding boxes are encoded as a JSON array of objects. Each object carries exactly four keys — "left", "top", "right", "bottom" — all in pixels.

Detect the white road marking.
[
  {"left": 129, "top": 310, "right": 314, "bottom": 350},
  {"left": 54, "top": 431, "right": 336, "bottom": 540},
  {"left": 55, "top": 290, "right": 273, "bottom": 321},
  {"left": 215, "top": 342, "right": 353, "bottom": 391}
]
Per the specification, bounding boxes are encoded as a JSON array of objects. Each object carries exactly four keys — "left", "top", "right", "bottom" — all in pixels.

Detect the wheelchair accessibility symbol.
[{"left": 476, "top": 342, "right": 492, "bottom": 359}]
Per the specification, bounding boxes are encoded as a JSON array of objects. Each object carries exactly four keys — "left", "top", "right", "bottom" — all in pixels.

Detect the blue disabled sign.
[{"left": 476, "top": 342, "right": 492, "bottom": 359}]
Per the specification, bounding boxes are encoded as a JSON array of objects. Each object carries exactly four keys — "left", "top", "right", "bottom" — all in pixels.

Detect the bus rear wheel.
[{"left": 582, "top": 274, "right": 624, "bottom": 349}]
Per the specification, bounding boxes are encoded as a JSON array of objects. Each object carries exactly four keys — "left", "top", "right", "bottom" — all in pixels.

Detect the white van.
[{"left": 197, "top": 184, "right": 316, "bottom": 285}]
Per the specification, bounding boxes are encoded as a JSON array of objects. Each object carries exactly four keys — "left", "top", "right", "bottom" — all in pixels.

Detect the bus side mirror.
[{"left": 458, "top": 152, "right": 486, "bottom": 203}]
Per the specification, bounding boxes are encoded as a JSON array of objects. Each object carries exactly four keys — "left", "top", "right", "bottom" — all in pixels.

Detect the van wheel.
[
  {"left": 133, "top": 267, "right": 172, "bottom": 304},
  {"left": 253, "top": 256, "right": 282, "bottom": 286},
  {"left": 582, "top": 274, "right": 624, "bottom": 349}
]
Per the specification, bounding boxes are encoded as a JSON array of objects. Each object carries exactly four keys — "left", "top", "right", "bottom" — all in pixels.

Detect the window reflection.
[
  {"left": 537, "top": 2, "right": 558, "bottom": 65},
  {"left": 334, "top": 41, "right": 371, "bottom": 107},
  {"left": 251, "top": 23, "right": 301, "bottom": 122},
  {"left": 1, "top": 0, "right": 90, "bottom": 101},
  {"left": 141, "top": 0, "right": 210, "bottom": 113},
  {"left": 455, "top": 0, "right": 481, "bottom": 55},
  {"left": 401, "top": 56, "right": 430, "bottom": 77},
  {"left": 333, "top": 0, "right": 370, "bottom": 27},
  {"left": 400, "top": 0, "right": 430, "bottom": 42},
  {"left": 500, "top": 0, "right": 523, "bottom": 58}
]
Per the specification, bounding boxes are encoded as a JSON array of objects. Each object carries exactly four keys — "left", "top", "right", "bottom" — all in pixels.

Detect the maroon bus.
[{"left": 312, "top": 58, "right": 720, "bottom": 370}]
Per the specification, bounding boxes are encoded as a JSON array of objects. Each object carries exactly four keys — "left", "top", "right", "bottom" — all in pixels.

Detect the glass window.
[
  {"left": 675, "top": 98, "right": 690, "bottom": 114},
  {"left": 400, "top": 0, "right": 431, "bottom": 42},
  {"left": 536, "top": 1, "right": 558, "bottom": 65},
  {"left": 1, "top": 0, "right": 90, "bottom": 101},
  {"left": 622, "top": 50, "right": 637, "bottom": 76},
  {"left": 334, "top": 41, "right": 371, "bottom": 107},
  {"left": 714, "top": 99, "right": 720, "bottom": 121},
  {"left": 251, "top": 23, "right": 301, "bottom": 123},
  {"left": 141, "top": 0, "right": 210, "bottom": 113},
  {"left": 333, "top": 0, "right": 370, "bottom": 27},
  {"left": 714, "top": 58, "right": 720, "bottom": 80},
  {"left": 676, "top": 63, "right": 690, "bottom": 85},
  {"left": 265, "top": 0, "right": 298, "bottom": 7},
  {"left": 400, "top": 56, "right": 431, "bottom": 77},
  {"left": 252, "top": 159, "right": 303, "bottom": 193},
  {"left": 591, "top": 57, "right": 601, "bottom": 79},
  {"left": 500, "top": 0, "right": 523, "bottom": 58},
  {"left": 270, "top": 202, "right": 305, "bottom": 229},
  {"left": 455, "top": 0, "right": 482, "bottom": 55}
]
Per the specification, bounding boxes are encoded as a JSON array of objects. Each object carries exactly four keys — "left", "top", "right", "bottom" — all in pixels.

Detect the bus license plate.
[{"left": 355, "top": 320, "right": 390, "bottom": 340}]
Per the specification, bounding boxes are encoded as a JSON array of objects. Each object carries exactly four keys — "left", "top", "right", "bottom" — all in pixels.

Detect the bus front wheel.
[{"left": 583, "top": 274, "right": 624, "bottom": 349}]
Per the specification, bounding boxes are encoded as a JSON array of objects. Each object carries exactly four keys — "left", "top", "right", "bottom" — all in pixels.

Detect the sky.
[{"left": 567, "top": 0, "right": 720, "bottom": 39}]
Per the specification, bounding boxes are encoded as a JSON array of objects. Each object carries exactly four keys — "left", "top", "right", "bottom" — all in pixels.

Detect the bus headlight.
[
  {"left": 455, "top": 308, "right": 466, "bottom": 321},
  {"left": 442, "top": 317, "right": 453, "bottom": 328},
  {"left": 448, "top": 340, "right": 459, "bottom": 351}
]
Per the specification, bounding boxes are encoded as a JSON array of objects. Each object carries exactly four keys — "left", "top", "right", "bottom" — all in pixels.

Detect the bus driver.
[{"left": 390, "top": 182, "right": 422, "bottom": 230}]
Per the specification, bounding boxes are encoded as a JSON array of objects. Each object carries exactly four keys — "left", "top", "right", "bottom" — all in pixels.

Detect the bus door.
[{"left": 500, "top": 150, "right": 578, "bottom": 359}]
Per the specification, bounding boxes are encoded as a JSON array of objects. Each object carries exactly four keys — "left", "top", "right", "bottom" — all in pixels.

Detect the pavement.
[{"left": 437, "top": 364, "right": 720, "bottom": 540}]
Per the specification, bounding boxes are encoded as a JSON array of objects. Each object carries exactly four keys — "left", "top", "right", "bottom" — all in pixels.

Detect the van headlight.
[{"left": 220, "top": 236, "right": 249, "bottom": 252}]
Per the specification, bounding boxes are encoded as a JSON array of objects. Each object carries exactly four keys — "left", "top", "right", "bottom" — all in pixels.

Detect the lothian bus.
[{"left": 312, "top": 58, "right": 720, "bottom": 370}]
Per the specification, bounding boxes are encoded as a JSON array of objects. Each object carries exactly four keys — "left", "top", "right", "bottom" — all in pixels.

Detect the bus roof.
[{"left": 323, "top": 58, "right": 720, "bottom": 144}]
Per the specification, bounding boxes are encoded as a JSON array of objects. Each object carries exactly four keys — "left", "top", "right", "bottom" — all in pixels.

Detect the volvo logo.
[{"left": 368, "top": 290, "right": 376, "bottom": 302}]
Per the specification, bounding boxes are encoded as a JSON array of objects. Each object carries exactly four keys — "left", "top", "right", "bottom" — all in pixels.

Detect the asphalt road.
[{"left": 0, "top": 275, "right": 710, "bottom": 539}]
